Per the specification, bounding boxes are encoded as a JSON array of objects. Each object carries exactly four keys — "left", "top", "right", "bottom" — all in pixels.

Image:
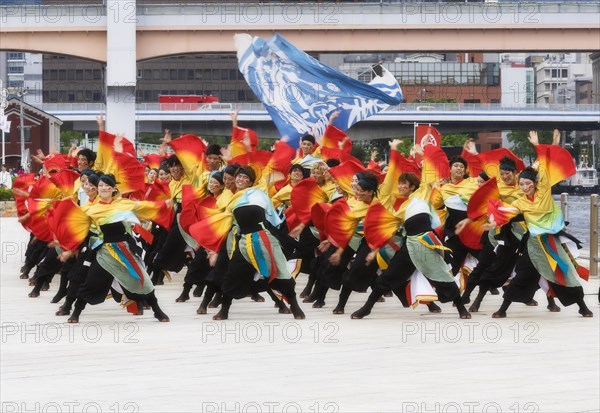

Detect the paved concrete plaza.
[{"left": 1, "top": 217, "right": 598, "bottom": 413}]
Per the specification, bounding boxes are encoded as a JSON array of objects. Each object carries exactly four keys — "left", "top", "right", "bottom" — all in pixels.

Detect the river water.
[{"left": 553, "top": 194, "right": 598, "bottom": 249}]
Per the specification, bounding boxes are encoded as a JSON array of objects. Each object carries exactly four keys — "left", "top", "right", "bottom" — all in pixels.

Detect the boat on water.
[{"left": 552, "top": 150, "right": 599, "bottom": 194}]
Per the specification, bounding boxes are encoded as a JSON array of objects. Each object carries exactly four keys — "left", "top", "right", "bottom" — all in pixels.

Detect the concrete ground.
[{"left": 1, "top": 217, "right": 598, "bottom": 413}]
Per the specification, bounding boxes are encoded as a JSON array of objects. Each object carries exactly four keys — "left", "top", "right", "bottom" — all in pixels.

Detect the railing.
[
  {"left": 559, "top": 193, "right": 599, "bottom": 277},
  {"left": 136, "top": 2, "right": 600, "bottom": 16},
  {"left": 37, "top": 102, "right": 600, "bottom": 113},
  {"left": 2, "top": 2, "right": 599, "bottom": 18}
]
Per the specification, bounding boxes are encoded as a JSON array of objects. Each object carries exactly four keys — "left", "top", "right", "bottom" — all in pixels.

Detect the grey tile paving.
[{"left": 1, "top": 217, "right": 598, "bottom": 413}]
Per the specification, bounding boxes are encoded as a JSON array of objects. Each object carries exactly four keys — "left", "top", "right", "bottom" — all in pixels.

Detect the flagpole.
[
  {"left": 1, "top": 129, "right": 5, "bottom": 165},
  {"left": 414, "top": 122, "right": 418, "bottom": 147}
]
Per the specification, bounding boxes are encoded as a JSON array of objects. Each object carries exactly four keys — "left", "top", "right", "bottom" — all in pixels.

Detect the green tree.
[
  {"left": 507, "top": 130, "right": 553, "bottom": 163},
  {"left": 441, "top": 132, "right": 474, "bottom": 147},
  {"left": 60, "top": 130, "right": 85, "bottom": 151}
]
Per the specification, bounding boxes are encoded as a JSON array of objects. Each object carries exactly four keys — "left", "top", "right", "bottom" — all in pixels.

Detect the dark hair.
[
  {"left": 87, "top": 173, "right": 100, "bottom": 187},
  {"left": 80, "top": 169, "right": 95, "bottom": 177},
  {"left": 206, "top": 144, "right": 222, "bottom": 157},
  {"left": 210, "top": 171, "right": 224, "bottom": 185},
  {"left": 519, "top": 166, "right": 538, "bottom": 183},
  {"left": 479, "top": 171, "right": 490, "bottom": 181},
  {"left": 166, "top": 155, "right": 182, "bottom": 168},
  {"left": 449, "top": 155, "right": 467, "bottom": 169},
  {"left": 355, "top": 171, "right": 379, "bottom": 193},
  {"left": 325, "top": 159, "right": 341, "bottom": 168},
  {"left": 398, "top": 172, "right": 420, "bottom": 192},
  {"left": 158, "top": 166, "right": 170, "bottom": 174},
  {"left": 98, "top": 174, "right": 117, "bottom": 187},
  {"left": 499, "top": 156, "right": 517, "bottom": 172},
  {"left": 223, "top": 163, "right": 240, "bottom": 177},
  {"left": 235, "top": 165, "right": 256, "bottom": 184},
  {"left": 301, "top": 134, "right": 315, "bottom": 144},
  {"left": 289, "top": 163, "right": 310, "bottom": 179},
  {"left": 78, "top": 148, "right": 96, "bottom": 164}
]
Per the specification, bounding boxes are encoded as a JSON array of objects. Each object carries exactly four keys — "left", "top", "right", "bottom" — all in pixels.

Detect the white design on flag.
[{"left": 235, "top": 33, "right": 403, "bottom": 148}]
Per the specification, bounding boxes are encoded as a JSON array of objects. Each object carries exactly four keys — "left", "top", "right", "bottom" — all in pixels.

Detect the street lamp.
[
  {"left": 0, "top": 81, "right": 9, "bottom": 165},
  {"left": 8, "top": 87, "right": 29, "bottom": 172}
]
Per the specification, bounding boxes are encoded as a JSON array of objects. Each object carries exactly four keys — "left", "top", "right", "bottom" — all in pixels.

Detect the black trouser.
[
  {"left": 153, "top": 217, "right": 187, "bottom": 274},
  {"left": 297, "top": 225, "right": 319, "bottom": 274},
  {"left": 23, "top": 236, "right": 47, "bottom": 273},
  {"left": 342, "top": 239, "right": 379, "bottom": 293},
  {"left": 221, "top": 248, "right": 258, "bottom": 300},
  {"left": 504, "top": 243, "right": 584, "bottom": 307},
  {"left": 317, "top": 245, "right": 355, "bottom": 291},
  {"left": 30, "top": 248, "right": 62, "bottom": 288},
  {"left": 377, "top": 244, "right": 460, "bottom": 304},
  {"left": 478, "top": 243, "right": 520, "bottom": 290},
  {"left": 444, "top": 235, "right": 480, "bottom": 276},
  {"left": 464, "top": 238, "right": 497, "bottom": 295},
  {"left": 182, "top": 249, "right": 211, "bottom": 289}
]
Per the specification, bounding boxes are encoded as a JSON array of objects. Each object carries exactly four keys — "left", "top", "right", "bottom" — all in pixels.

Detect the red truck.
[{"left": 158, "top": 95, "right": 220, "bottom": 110}]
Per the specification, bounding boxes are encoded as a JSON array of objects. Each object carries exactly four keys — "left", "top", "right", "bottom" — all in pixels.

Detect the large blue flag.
[{"left": 235, "top": 33, "right": 403, "bottom": 148}]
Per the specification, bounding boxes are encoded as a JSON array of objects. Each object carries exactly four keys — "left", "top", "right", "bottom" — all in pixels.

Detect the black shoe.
[
  {"left": 332, "top": 306, "right": 344, "bottom": 315},
  {"left": 299, "top": 285, "right": 312, "bottom": 299},
  {"left": 208, "top": 294, "right": 222, "bottom": 308},
  {"left": 278, "top": 301, "right": 291, "bottom": 314},
  {"left": 212, "top": 308, "right": 229, "bottom": 320},
  {"left": 250, "top": 292, "right": 265, "bottom": 302},
  {"left": 50, "top": 290, "right": 67, "bottom": 304},
  {"left": 351, "top": 306, "right": 371, "bottom": 319},
  {"left": 55, "top": 306, "right": 71, "bottom": 316},
  {"left": 175, "top": 291, "right": 190, "bottom": 303},
  {"left": 490, "top": 287, "right": 500, "bottom": 295},
  {"left": 28, "top": 288, "right": 41, "bottom": 298},
  {"left": 427, "top": 302, "right": 442, "bottom": 313},
  {"left": 192, "top": 285, "right": 204, "bottom": 297},
  {"left": 153, "top": 310, "right": 170, "bottom": 322},
  {"left": 469, "top": 299, "right": 481, "bottom": 313}
]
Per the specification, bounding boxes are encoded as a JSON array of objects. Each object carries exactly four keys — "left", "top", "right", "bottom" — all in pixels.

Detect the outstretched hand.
[
  {"left": 96, "top": 113, "right": 105, "bottom": 131},
  {"left": 463, "top": 139, "right": 478, "bottom": 155},
  {"left": 161, "top": 129, "right": 172, "bottom": 144},
  {"left": 552, "top": 129, "right": 561, "bottom": 146},
  {"left": 528, "top": 130, "right": 539, "bottom": 146}
]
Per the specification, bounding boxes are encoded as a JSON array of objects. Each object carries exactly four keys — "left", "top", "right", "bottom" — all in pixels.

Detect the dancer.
[{"left": 491, "top": 131, "right": 593, "bottom": 318}]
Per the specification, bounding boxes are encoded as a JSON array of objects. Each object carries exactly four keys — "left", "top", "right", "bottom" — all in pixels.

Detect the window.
[
  {"left": 7, "top": 52, "right": 24, "bottom": 60},
  {"left": 7, "top": 65, "right": 24, "bottom": 74},
  {"left": 23, "top": 127, "right": 31, "bottom": 143}
]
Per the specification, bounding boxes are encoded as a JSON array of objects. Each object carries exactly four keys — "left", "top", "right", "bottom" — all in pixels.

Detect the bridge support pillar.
[{"left": 105, "top": 0, "right": 137, "bottom": 144}]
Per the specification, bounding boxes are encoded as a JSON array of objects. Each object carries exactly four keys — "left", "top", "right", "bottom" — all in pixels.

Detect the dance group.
[{"left": 12, "top": 113, "right": 594, "bottom": 324}]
